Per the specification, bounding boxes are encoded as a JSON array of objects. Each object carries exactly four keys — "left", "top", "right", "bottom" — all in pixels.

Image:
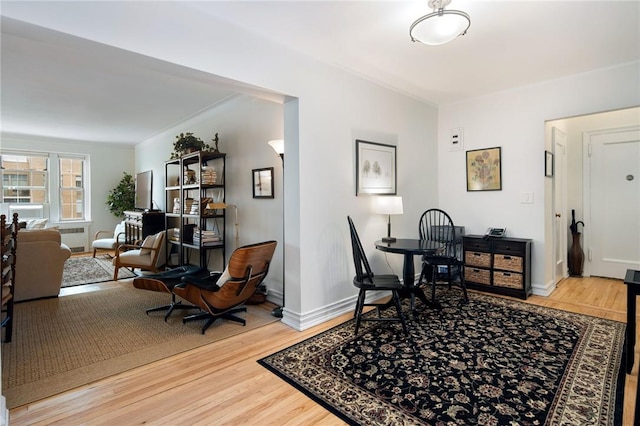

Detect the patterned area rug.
[
  {"left": 62, "top": 255, "right": 135, "bottom": 287},
  {"left": 258, "top": 291, "right": 625, "bottom": 425}
]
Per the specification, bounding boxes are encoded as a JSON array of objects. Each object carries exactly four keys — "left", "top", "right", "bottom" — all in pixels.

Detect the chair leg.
[
  {"left": 459, "top": 265, "right": 469, "bottom": 302},
  {"left": 183, "top": 307, "right": 248, "bottom": 334},
  {"left": 391, "top": 290, "right": 408, "bottom": 336},
  {"left": 431, "top": 266, "right": 438, "bottom": 303},
  {"left": 145, "top": 294, "right": 199, "bottom": 322},
  {"left": 354, "top": 289, "right": 366, "bottom": 334}
]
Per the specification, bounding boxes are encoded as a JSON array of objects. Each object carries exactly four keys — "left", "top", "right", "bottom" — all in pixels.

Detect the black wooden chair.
[
  {"left": 347, "top": 216, "right": 408, "bottom": 336},
  {"left": 418, "top": 209, "right": 468, "bottom": 303},
  {"left": 1, "top": 213, "right": 19, "bottom": 343}
]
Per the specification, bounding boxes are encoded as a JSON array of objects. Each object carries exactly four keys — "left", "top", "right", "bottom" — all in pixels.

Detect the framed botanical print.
[
  {"left": 355, "top": 140, "right": 397, "bottom": 196},
  {"left": 252, "top": 167, "right": 274, "bottom": 198},
  {"left": 466, "top": 147, "right": 502, "bottom": 191}
]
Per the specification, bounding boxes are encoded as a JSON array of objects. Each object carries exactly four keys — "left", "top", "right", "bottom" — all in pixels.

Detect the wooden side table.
[{"left": 625, "top": 269, "right": 640, "bottom": 374}]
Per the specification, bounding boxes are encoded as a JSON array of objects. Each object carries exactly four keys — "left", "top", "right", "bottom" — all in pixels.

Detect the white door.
[
  {"left": 553, "top": 128, "right": 568, "bottom": 283},
  {"left": 585, "top": 127, "right": 640, "bottom": 279}
]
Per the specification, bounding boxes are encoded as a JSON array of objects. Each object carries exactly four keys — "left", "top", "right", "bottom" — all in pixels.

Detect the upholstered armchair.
[
  {"left": 92, "top": 220, "right": 126, "bottom": 257},
  {"left": 15, "top": 228, "right": 72, "bottom": 302},
  {"left": 112, "top": 230, "right": 166, "bottom": 280}
]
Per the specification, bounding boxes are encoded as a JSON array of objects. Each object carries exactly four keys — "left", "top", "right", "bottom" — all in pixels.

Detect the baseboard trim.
[
  {"left": 279, "top": 290, "right": 388, "bottom": 331},
  {"left": 532, "top": 280, "right": 556, "bottom": 297},
  {"left": 0, "top": 395, "right": 8, "bottom": 426}
]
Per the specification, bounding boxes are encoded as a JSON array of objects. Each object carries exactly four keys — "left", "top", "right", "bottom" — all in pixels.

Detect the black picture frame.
[
  {"left": 545, "top": 150, "right": 554, "bottom": 177},
  {"left": 252, "top": 167, "right": 274, "bottom": 199},
  {"left": 466, "top": 147, "right": 502, "bottom": 191},
  {"left": 355, "top": 140, "right": 397, "bottom": 196}
]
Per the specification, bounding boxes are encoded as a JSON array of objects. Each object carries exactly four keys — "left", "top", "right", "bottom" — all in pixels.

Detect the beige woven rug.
[{"left": 1, "top": 284, "right": 278, "bottom": 409}]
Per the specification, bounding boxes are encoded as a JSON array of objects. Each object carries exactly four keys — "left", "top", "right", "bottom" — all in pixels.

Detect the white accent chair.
[
  {"left": 92, "top": 221, "right": 126, "bottom": 258},
  {"left": 112, "top": 230, "right": 166, "bottom": 280}
]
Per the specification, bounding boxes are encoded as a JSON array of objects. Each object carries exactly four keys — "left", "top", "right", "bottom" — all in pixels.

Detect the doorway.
[{"left": 547, "top": 106, "right": 640, "bottom": 281}]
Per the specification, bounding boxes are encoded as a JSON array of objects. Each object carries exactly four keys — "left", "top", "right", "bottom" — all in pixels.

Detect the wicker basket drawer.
[
  {"left": 493, "top": 271, "right": 523, "bottom": 289},
  {"left": 465, "top": 251, "right": 491, "bottom": 268},
  {"left": 493, "top": 254, "right": 523, "bottom": 273},
  {"left": 464, "top": 267, "right": 491, "bottom": 285}
]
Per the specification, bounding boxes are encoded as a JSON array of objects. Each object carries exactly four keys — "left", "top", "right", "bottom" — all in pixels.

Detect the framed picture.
[
  {"left": 545, "top": 150, "right": 554, "bottom": 177},
  {"left": 355, "top": 140, "right": 397, "bottom": 196},
  {"left": 252, "top": 167, "right": 274, "bottom": 198},
  {"left": 466, "top": 147, "right": 502, "bottom": 191}
]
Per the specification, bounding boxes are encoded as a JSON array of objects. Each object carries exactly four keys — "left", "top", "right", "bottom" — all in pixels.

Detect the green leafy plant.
[
  {"left": 170, "top": 132, "right": 211, "bottom": 159},
  {"left": 106, "top": 172, "right": 135, "bottom": 217}
]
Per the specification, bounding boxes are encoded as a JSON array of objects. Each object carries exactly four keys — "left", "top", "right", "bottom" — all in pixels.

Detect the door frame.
[{"left": 552, "top": 127, "right": 568, "bottom": 284}]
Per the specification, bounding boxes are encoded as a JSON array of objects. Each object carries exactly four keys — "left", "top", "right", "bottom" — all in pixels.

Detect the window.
[
  {"left": 59, "top": 156, "right": 85, "bottom": 220},
  {"left": 1, "top": 151, "right": 89, "bottom": 222},
  {"left": 1, "top": 154, "right": 48, "bottom": 204}
]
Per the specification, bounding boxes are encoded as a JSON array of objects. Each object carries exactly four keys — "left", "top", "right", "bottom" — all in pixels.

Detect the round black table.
[{"left": 375, "top": 239, "right": 444, "bottom": 313}]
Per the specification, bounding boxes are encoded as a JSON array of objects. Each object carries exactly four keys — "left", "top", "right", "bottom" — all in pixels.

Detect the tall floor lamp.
[{"left": 268, "top": 139, "right": 285, "bottom": 318}]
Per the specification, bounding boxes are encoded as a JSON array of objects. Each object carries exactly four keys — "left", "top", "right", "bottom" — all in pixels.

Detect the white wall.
[
  {"left": 438, "top": 62, "right": 640, "bottom": 295},
  {"left": 0, "top": 134, "right": 135, "bottom": 239}
]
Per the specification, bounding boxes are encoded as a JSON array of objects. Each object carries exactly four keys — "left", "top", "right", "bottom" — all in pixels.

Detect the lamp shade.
[
  {"left": 268, "top": 139, "right": 285, "bottom": 155},
  {"left": 410, "top": 0, "right": 470, "bottom": 46},
  {"left": 374, "top": 196, "right": 404, "bottom": 215}
]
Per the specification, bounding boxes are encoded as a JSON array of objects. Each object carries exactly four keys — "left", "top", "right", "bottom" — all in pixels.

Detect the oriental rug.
[
  {"left": 258, "top": 291, "right": 625, "bottom": 425},
  {"left": 61, "top": 255, "right": 135, "bottom": 287},
  {"left": 2, "top": 285, "right": 278, "bottom": 409}
]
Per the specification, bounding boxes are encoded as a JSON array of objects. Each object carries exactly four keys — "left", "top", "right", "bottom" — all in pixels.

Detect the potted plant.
[
  {"left": 106, "top": 172, "right": 135, "bottom": 217},
  {"left": 170, "top": 132, "right": 211, "bottom": 159}
]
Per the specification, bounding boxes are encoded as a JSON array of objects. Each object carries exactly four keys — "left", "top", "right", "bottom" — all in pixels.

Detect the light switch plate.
[{"left": 520, "top": 192, "right": 534, "bottom": 204}]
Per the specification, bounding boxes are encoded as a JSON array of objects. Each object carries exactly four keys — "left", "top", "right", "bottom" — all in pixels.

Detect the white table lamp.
[{"left": 374, "top": 196, "right": 403, "bottom": 243}]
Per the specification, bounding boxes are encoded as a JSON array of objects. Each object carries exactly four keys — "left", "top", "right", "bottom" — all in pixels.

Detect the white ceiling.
[{"left": 1, "top": 1, "right": 639, "bottom": 145}]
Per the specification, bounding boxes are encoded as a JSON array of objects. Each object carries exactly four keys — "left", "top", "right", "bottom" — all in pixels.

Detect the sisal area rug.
[
  {"left": 259, "top": 291, "right": 625, "bottom": 425},
  {"left": 2, "top": 284, "right": 279, "bottom": 409},
  {"left": 62, "top": 255, "right": 136, "bottom": 287}
]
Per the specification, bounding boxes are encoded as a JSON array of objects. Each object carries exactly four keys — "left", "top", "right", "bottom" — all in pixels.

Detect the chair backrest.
[
  {"left": 347, "top": 216, "right": 374, "bottom": 284},
  {"left": 202, "top": 240, "right": 277, "bottom": 311},
  {"left": 114, "top": 221, "right": 126, "bottom": 243},
  {"left": 418, "top": 209, "right": 463, "bottom": 258}
]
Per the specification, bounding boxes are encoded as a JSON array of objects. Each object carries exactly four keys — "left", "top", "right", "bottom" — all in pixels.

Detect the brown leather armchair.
[{"left": 174, "top": 240, "right": 277, "bottom": 334}]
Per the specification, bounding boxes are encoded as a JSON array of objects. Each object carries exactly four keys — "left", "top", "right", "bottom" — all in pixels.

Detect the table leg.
[{"left": 402, "top": 253, "right": 436, "bottom": 315}]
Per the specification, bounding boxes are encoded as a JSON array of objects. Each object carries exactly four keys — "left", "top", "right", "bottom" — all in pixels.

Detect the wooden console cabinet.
[
  {"left": 463, "top": 235, "right": 532, "bottom": 299},
  {"left": 123, "top": 210, "right": 165, "bottom": 245}
]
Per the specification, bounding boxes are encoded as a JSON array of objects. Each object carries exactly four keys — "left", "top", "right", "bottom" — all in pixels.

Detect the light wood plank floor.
[{"left": 8, "top": 276, "right": 639, "bottom": 425}]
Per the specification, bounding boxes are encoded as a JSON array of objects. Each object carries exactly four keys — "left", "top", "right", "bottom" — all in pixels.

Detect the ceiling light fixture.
[{"left": 410, "top": 0, "right": 470, "bottom": 46}]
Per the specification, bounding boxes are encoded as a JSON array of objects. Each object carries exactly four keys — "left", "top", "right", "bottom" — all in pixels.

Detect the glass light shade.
[
  {"left": 374, "top": 196, "right": 404, "bottom": 215},
  {"left": 268, "top": 139, "right": 285, "bottom": 155},
  {"left": 410, "top": 10, "right": 470, "bottom": 45}
]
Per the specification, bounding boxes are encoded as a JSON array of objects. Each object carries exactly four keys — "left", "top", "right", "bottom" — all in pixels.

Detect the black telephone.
[{"left": 485, "top": 227, "right": 506, "bottom": 238}]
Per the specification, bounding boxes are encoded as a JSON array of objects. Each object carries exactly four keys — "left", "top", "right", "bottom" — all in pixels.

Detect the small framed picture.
[
  {"left": 545, "top": 150, "right": 554, "bottom": 177},
  {"left": 355, "top": 140, "right": 397, "bottom": 196},
  {"left": 466, "top": 147, "right": 502, "bottom": 191},
  {"left": 252, "top": 167, "right": 274, "bottom": 198}
]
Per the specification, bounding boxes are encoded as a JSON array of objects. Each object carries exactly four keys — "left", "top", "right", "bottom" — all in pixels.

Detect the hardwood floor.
[{"left": 8, "top": 276, "right": 639, "bottom": 425}]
